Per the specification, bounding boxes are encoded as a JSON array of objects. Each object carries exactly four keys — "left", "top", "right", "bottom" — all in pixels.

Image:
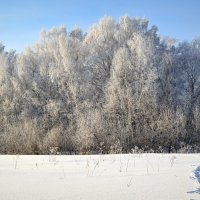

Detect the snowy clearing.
[{"left": 0, "top": 154, "right": 200, "bottom": 200}]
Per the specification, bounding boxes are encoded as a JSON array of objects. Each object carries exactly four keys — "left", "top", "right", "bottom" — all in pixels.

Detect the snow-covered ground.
[{"left": 0, "top": 154, "right": 199, "bottom": 200}]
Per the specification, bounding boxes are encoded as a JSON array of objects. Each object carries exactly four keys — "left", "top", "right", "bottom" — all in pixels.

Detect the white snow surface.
[{"left": 0, "top": 154, "right": 200, "bottom": 200}]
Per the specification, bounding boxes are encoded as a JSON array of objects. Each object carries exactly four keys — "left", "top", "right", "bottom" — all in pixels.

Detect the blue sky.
[{"left": 1, "top": 0, "right": 200, "bottom": 52}]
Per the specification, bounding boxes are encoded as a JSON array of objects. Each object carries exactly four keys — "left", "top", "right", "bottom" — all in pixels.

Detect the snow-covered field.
[{"left": 0, "top": 154, "right": 200, "bottom": 200}]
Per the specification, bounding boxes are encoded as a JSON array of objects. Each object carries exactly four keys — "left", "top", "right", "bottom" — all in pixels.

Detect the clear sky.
[{"left": 1, "top": 0, "right": 200, "bottom": 52}]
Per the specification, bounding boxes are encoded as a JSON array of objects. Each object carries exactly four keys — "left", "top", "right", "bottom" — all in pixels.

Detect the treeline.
[{"left": 0, "top": 16, "right": 200, "bottom": 154}]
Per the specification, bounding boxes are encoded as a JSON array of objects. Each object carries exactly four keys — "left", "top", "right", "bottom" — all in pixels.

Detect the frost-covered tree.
[
  {"left": 0, "top": 15, "right": 200, "bottom": 154},
  {"left": 83, "top": 17, "right": 117, "bottom": 106},
  {"left": 176, "top": 39, "right": 200, "bottom": 142}
]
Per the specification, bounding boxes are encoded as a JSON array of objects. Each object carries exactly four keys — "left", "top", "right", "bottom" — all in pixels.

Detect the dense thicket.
[{"left": 0, "top": 16, "right": 200, "bottom": 154}]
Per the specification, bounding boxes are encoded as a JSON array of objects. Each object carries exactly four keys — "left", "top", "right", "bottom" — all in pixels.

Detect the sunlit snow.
[{"left": 0, "top": 154, "right": 199, "bottom": 200}]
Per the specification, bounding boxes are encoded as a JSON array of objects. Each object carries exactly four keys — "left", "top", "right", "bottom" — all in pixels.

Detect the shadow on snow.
[{"left": 187, "top": 166, "right": 200, "bottom": 195}]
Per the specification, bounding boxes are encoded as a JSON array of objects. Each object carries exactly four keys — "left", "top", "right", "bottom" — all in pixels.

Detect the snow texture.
[{"left": 0, "top": 154, "right": 200, "bottom": 200}]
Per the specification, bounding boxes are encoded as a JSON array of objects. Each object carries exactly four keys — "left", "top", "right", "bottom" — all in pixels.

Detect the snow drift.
[{"left": 0, "top": 154, "right": 199, "bottom": 200}]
